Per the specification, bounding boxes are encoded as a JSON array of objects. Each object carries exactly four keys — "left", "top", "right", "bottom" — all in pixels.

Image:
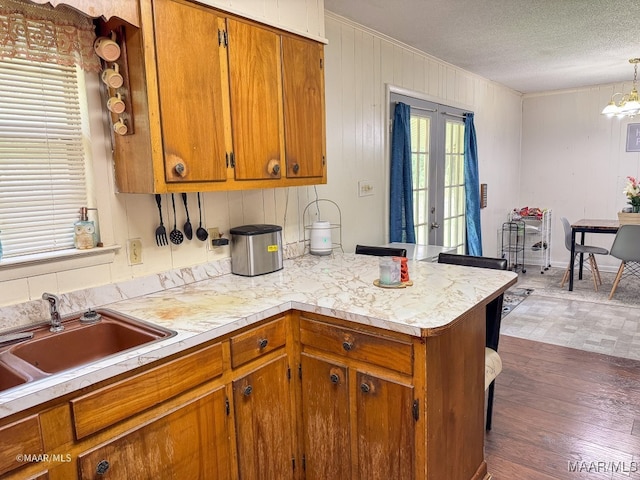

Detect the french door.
[{"left": 390, "top": 93, "right": 467, "bottom": 252}]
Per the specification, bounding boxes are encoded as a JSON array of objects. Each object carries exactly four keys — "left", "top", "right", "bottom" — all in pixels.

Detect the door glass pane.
[
  {"left": 442, "top": 120, "right": 465, "bottom": 253},
  {"left": 409, "top": 115, "right": 431, "bottom": 244}
]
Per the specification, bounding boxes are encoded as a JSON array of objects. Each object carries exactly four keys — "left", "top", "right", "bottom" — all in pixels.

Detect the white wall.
[
  {"left": 0, "top": 8, "right": 524, "bottom": 307},
  {"left": 520, "top": 83, "right": 640, "bottom": 270},
  {"left": 319, "top": 13, "right": 523, "bottom": 257}
]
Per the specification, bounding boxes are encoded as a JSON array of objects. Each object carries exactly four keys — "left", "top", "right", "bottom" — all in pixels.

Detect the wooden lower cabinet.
[
  {"left": 77, "top": 386, "right": 231, "bottom": 480},
  {"left": 300, "top": 352, "right": 415, "bottom": 480},
  {"left": 232, "top": 354, "right": 296, "bottom": 479},
  {"left": 355, "top": 371, "right": 415, "bottom": 479},
  {"left": 2, "top": 307, "right": 491, "bottom": 480},
  {"left": 300, "top": 354, "right": 351, "bottom": 479}
]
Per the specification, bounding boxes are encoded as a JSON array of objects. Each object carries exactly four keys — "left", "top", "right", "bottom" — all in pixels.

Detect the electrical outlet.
[
  {"left": 208, "top": 227, "right": 220, "bottom": 251},
  {"left": 127, "top": 239, "right": 142, "bottom": 265},
  {"left": 358, "top": 180, "right": 374, "bottom": 197}
]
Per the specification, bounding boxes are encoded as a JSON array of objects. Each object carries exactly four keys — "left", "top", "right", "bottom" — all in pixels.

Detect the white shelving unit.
[
  {"left": 498, "top": 209, "right": 552, "bottom": 273},
  {"left": 516, "top": 209, "right": 553, "bottom": 273}
]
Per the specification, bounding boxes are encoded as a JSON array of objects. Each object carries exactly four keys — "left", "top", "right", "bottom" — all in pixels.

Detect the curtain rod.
[
  {"left": 409, "top": 106, "right": 468, "bottom": 118},
  {"left": 409, "top": 106, "right": 437, "bottom": 113},
  {"left": 442, "top": 111, "right": 467, "bottom": 119}
]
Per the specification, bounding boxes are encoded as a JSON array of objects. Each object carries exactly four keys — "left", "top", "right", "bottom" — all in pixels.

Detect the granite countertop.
[{"left": 0, "top": 253, "right": 517, "bottom": 419}]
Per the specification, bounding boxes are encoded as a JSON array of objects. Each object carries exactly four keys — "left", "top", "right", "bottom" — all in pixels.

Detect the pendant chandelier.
[{"left": 601, "top": 58, "right": 640, "bottom": 118}]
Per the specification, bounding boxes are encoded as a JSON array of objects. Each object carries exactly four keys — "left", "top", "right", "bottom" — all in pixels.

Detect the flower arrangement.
[{"left": 623, "top": 176, "right": 640, "bottom": 213}]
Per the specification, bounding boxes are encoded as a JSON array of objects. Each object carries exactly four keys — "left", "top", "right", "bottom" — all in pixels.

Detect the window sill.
[{"left": 0, "top": 245, "right": 121, "bottom": 282}]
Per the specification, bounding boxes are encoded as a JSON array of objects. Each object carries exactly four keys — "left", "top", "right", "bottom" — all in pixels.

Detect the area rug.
[
  {"left": 501, "top": 287, "right": 533, "bottom": 317},
  {"left": 500, "top": 267, "right": 640, "bottom": 361},
  {"left": 516, "top": 267, "right": 640, "bottom": 307}
]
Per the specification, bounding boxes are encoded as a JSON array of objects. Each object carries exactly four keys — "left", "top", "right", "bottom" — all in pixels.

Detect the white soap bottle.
[{"left": 74, "top": 207, "right": 96, "bottom": 249}]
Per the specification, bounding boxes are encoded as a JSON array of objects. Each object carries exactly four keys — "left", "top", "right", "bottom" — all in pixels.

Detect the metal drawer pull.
[
  {"left": 96, "top": 460, "right": 110, "bottom": 475},
  {"left": 258, "top": 338, "right": 268, "bottom": 350},
  {"left": 342, "top": 341, "right": 353, "bottom": 351}
]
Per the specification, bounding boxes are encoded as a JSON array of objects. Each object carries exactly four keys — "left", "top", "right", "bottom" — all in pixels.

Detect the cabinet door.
[
  {"left": 227, "top": 18, "right": 283, "bottom": 181},
  {"left": 300, "top": 354, "right": 351, "bottom": 480},
  {"left": 232, "top": 355, "right": 294, "bottom": 479},
  {"left": 281, "top": 36, "right": 326, "bottom": 179},
  {"left": 356, "top": 372, "right": 415, "bottom": 479},
  {"left": 153, "top": 0, "right": 229, "bottom": 183},
  {"left": 77, "top": 387, "right": 231, "bottom": 480}
]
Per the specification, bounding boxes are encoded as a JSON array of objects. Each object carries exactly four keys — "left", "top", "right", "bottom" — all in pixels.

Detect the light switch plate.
[
  {"left": 358, "top": 180, "right": 374, "bottom": 197},
  {"left": 127, "top": 239, "right": 142, "bottom": 265}
]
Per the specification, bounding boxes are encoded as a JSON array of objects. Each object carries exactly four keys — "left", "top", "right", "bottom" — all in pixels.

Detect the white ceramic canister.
[{"left": 309, "top": 221, "right": 332, "bottom": 255}]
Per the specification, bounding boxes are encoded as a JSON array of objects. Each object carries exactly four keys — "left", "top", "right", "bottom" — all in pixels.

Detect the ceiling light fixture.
[{"left": 602, "top": 58, "right": 640, "bottom": 118}]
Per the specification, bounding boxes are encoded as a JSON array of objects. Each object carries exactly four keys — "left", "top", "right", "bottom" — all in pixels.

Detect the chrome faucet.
[{"left": 42, "top": 292, "right": 64, "bottom": 332}]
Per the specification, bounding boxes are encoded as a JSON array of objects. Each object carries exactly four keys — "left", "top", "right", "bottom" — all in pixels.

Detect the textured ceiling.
[{"left": 324, "top": 0, "right": 640, "bottom": 94}]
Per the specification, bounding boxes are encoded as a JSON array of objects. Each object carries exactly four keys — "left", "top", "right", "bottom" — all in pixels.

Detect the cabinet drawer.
[
  {"left": 230, "top": 317, "right": 286, "bottom": 368},
  {"left": 0, "top": 414, "right": 43, "bottom": 475},
  {"left": 300, "top": 318, "right": 413, "bottom": 375},
  {"left": 71, "top": 342, "right": 223, "bottom": 439}
]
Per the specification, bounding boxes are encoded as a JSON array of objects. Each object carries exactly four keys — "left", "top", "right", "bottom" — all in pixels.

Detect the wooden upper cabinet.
[
  {"left": 105, "top": 0, "right": 326, "bottom": 193},
  {"left": 153, "top": 0, "right": 228, "bottom": 183},
  {"left": 227, "top": 18, "right": 284, "bottom": 181},
  {"left": 281, "top": 35, "right": 326, "bottom": 179}
]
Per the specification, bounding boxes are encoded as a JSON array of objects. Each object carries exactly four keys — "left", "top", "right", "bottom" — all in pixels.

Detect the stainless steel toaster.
[{"left": 230, "top": 224, "right": 283, "bottom": 276}]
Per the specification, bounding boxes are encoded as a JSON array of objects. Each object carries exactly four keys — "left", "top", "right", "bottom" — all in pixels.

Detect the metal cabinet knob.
[
  {"left": 258, "top": 338, "right": 268, "bottom": 350},
  {"left": 267, "top": 158, "right": 281, "bottom": 176},
  {"left": 243, "top": 385, "right": 253, "bottom": 396},
  {"left": 96, "top": 460, "right": 110, "bottom": 475},
  {"left": 342, "top": 341, "right": 353, "bottom": 351},
  {"left": 330, "top": 373, "right": 340, "bottom": 384},
  {"left": 292, "top": 163, "right": 300, "bottom": 174},
  {"left": 360, "top": 383, "right": 371, "bottom": 393},
  {"left": 175, "top": 163, "right": 186, "bottom": 177}
]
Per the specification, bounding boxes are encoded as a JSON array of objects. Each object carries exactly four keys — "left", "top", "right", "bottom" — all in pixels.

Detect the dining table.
[{"left": 569, "top": 219, "right": 619, "bottom": 291}]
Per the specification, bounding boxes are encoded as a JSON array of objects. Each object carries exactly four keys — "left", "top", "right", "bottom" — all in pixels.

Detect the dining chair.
[
  {"left": 354, "top": 245, "right": 407, "bottom": 257},
  {"left": 437, "top": 252, "right": 507, "bottom": 431},
  {"left": 608, "top": 225, "right": 640, "bottom": 299},
  {"left": 559, "top": 217, "right": 609, "bottom": 292}
]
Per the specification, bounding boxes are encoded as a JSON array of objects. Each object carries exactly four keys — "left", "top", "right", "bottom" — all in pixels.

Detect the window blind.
[{"left": 0, "top": 56, "right": 88, "bottom": 258}]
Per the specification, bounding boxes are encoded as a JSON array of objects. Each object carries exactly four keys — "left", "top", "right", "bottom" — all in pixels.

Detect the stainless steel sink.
[{"left": 0, "top": 309, "right": 176, "bottom": 392}]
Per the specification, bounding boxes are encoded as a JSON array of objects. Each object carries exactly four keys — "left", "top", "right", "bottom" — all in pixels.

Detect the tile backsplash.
[{"left": 0, "top": 240, "right": 305, "bottom": 333}]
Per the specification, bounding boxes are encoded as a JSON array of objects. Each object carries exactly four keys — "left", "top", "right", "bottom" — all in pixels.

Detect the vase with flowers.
[{"left": 623, "top": 176, "right": 640, "bottom": 213}]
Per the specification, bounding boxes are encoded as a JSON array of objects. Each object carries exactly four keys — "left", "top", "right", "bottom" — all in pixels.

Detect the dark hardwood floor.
[{"left": 485, "top": 335, "right": 640, "bottom": 479}]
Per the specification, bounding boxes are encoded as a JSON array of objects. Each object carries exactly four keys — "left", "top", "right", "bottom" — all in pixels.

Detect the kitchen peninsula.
[{"left": 0, "top": 254, "right": 516, "bottom": 480}]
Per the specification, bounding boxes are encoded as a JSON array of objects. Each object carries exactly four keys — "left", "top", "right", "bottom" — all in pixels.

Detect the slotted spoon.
[{"left": 169, "top": 194, "right": 184, "bottom": 245}]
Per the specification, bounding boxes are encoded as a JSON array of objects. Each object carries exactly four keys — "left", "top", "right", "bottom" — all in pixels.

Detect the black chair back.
[
  {"left": 355, "top": 245, "right": 407, "bottom": 257},
  {"left": 437, "top": 253, "right": 507, "bottom": 351}
]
